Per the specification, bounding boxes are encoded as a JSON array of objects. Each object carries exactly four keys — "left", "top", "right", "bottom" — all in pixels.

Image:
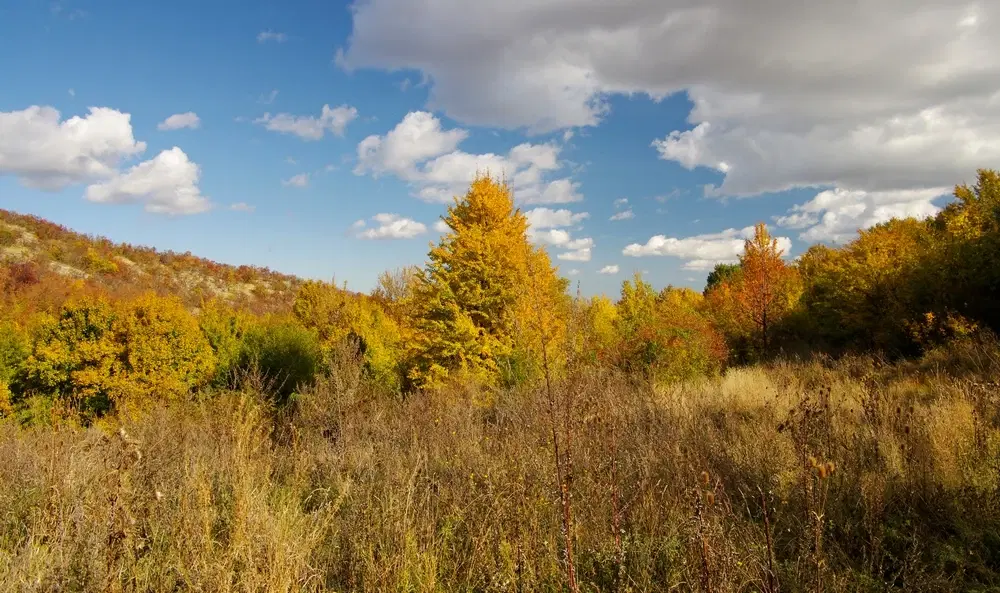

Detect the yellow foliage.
[
  {"left": 405, "top": 175, "right": 568, "bottom": 389},
  {"left": 20, "top": 293, "right": 215, "bottom": 418},
  {"left": 293, "top": 280, "right": 403, "bottom": 391}
]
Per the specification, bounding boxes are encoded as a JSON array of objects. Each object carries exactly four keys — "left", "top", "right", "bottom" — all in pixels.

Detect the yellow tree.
[
  {"left": 735, "top": 223, "right": 798, "bottom": 353},
  {"left": 406, "top": 175, "right": 568, "bottom": 389}
]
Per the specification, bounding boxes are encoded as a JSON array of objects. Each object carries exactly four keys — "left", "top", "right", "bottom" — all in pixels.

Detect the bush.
[
  {"left": 0, "top": 321, "right": 28, "bottom": 386},
  {"left": 239, "top": 317, "right": 322, "bottom": 404},
  {"left": 198, "top": 299, "right": 258, "bottom": 388},
  {"left": 293, "top": 281, "right": 403, "bottom": 393},
  {"left": 19, "top": 294, "right": 216, "bottom": 419}
]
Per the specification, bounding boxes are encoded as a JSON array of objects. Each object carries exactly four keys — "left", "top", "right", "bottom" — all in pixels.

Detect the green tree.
[{"left": 704, "top": 263, "right": 741, "bottom": 294}]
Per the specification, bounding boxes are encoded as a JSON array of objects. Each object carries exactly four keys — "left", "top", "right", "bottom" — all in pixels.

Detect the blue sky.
[{"left": 1, "top": 0, "right": 995, "bottom": 296}]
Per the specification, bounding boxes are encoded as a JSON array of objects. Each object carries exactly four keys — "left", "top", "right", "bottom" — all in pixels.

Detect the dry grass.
[{"left": 2, "top": 350, "right": 1000, "bottom": 592}]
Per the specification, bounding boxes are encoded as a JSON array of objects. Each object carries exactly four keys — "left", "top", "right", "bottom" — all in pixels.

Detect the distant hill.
[{"left": 0, "top": 209, "right": 308, "bottom": 313}]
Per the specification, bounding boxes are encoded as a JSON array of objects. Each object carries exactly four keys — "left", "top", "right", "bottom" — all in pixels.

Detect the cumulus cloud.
[
  {"left": 282, "top": 173, "right": 309, "bottom": 188},
  {"left": 340, "top": 0, "right": 1000, "bottom": 241},
  {"left": 354, "top": 213, "right": 428, "bottom": 239},
  {"left": 613, "top": 198, "right": 628, "bottom": 208},
  {"left": 521, "top": 207, "right": 593, "bottom": 260},
  {"left": 0, "top": 105, "right": 146, "bottom": 190},
  {"left": 774, "top": 187, "right": 947, "bottom": 243},
  {"left": 157, "top": 112, "right": 200, "bottom": 131},
  {"left": 230, "top": 202, "right": 255, "bottom": 212},
  {"left": 624, "top": 226, "right": 792, "bottom": 270},
  {"left": 556, "top": 237, "right": 594, "bottom": 262},
  {"left": 354, "top": 111, "right": 582, "bottom": 205},
  {"left": 355, "top": 111, "right": 468, "bottom": 177},
  {"left": 433, "top": 219, "right": 450, "bottom": 233},
  {"left": 254, "top": 104, "right": 358, "bottom": 140},
  {"left": 525, "top": 207, "right": 588, "bottom": 229},
  {"left": 84, "top": 147, "right": 210, "bottom": 215},
  {"left": 610, "top": 209, "right": 634, "bottom": 221},
  {"left": 567, "top": 268, "right": 581, "bottom": 276},
  {"left": 599, "top": 264, "right": 620, "bottom": 274},
  {"left": 257, "top": 30, "right": 287, "bottom": 43}
]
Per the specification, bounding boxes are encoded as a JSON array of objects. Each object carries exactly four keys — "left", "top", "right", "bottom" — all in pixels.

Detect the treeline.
[
  {"left": 1, "top": 170, "right": 998, "bottom": 421},
  {"left": 706, "top": 169, "right": 1000, "bottom": 361}
]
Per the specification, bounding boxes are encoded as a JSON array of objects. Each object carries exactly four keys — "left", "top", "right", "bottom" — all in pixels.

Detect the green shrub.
[
  {"left": 198, "top": 300, "right": 258, "bottom": 388},
  {"left": 239, "top": 317, "right": 322, "bottom": 404},
  {"left": 0, "top": 322, "right": 28, "bottom": 386}
]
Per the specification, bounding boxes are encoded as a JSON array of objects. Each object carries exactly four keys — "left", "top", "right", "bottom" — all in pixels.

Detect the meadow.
[
  {"left": 3, "top": 344, "right": 1000, "bottom": 592},
  {"left": 1, "top": 171, "right": 1000, "bottom": 591}
]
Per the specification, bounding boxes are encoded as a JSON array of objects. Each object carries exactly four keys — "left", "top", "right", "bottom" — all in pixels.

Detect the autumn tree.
[
  {"left": 734, "top": 223, "right": 799, "bottom": 355},
  {"left": 704, "top": 262, "right": 741, "bottom": 294},
  {"left": 613, "top": 273, "right": 727, "bottom": 384},
  {"left": 406, "top": 175, "right": 568, "bottom": 389}
]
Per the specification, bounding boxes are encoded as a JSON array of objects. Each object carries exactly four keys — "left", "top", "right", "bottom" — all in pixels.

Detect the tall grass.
[{"left": 2, "top": 345, "right": 1000, "bottom": 591}]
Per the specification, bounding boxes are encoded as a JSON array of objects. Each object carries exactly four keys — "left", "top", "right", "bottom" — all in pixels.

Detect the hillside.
[{"left": 0, "top": 209, "right": 307, "bottom": 314}]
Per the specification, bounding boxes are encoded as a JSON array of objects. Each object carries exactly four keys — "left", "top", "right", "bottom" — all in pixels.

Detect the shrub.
[
  {"left": 19, "top": 294, "right": 216, "bottom": 419},
  {"left": 239, "top": 316, "right": 322, "bottom": 404},
  {"left": 198, "top": 299, "right": 258, "bottom": 388},
  {"left": 293, "top": 281, "right": 404, "bottom": 393}
]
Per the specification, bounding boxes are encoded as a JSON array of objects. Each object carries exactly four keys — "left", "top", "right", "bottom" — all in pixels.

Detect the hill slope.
[{"left": 0, "top": 209, "right": 307, "bottom": 313}]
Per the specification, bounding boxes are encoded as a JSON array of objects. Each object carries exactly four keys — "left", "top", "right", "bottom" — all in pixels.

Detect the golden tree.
[
  {"left": 735, "top": 223, "right": 799, "bottom": 353},
  {"left": 406, "top": 175, "right": 568, "bottom": 389}
]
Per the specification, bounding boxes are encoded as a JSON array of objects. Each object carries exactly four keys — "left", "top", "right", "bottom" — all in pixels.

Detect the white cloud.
[
  {"left": 613, "top": 197, "right": 628, "bottom": 208},
  {"left": 433, "top": 219, "right": 450, "bottom": 233},
  {"left": 0, "top": 105, "right": 146, "bottom": 190},
  {"left": 354, "top": 213, "right": 428, "bottom": 239},
  {"left": 340, "top": 0, "right": 1000, "bottom": 229},
  {"left": 282, "top": 173, "right": 309, "bottom": 188},
  {"left": 355, "top": 111, "right": 468, "bottom": 177},
  {"left": 84, "top": 147, "right": 210, "bottom": 215},
  {"left": 254, "top": 104, "right": 358, "bottom": 140},
  {"left": 624, "top": 226, "right": 792, "bottom": 270},
  {"left": 157, "top": 112, "right": 200, "bottom": 131},
  {"left": 599, "top": 264, "right": 620, "bottom": 274},
  {"left": 68, "top": 89, "right": 75, "bottom": 97},
  {"left": 257, "top": 30, "right": 287, "bottom": 43},
  {"left": 567, "top": 268, "right": 580, "bottom": 276},
  {"left": 230, "top": 202, "right": 255, "bottom": 212},
  {"left": 610, "top": 209, "right": 634, "bottom": 221},
  {"left": 355, "top": 111, "right": 581, "bottom": 205},
  {"left": 556, "top": 237, "right": 594, "bottom": 262},
  {"left": 525, "top": 207, "right": 588, "bottom": 229},
  {"left": 774, "top": 187, "right": 947, "bottom": 243}
]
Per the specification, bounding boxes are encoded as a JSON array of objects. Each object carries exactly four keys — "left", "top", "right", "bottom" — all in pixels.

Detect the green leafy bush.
[{"left": 239, "top": 316, "right": 322, "bottom": 404}]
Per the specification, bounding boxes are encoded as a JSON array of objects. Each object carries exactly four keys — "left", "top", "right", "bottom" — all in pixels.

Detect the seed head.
[
  {"left": 705, "top": 491, "right": 716, "bottom": 506},
  {"left": 700, "top": 471, "right": 710, "bottom": 486}
]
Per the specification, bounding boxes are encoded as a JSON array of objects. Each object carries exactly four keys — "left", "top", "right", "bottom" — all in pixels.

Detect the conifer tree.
[{"left": 406, "top": 175, "right": 568, "bottom": 389}]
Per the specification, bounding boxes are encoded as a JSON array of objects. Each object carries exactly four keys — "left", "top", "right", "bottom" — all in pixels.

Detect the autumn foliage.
[{"left": 2, "top": 169, "right": 1000, "bottom": 421}]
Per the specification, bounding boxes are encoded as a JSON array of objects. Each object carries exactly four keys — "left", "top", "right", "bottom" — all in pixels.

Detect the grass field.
[{"left": 3, "top": 341, "right": 999, "bottom": 592}]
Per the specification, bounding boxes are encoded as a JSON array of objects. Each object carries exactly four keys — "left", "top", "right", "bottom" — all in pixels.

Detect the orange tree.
[{"left": 734, "top": 223, "right": 800, "bottom": 356}]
